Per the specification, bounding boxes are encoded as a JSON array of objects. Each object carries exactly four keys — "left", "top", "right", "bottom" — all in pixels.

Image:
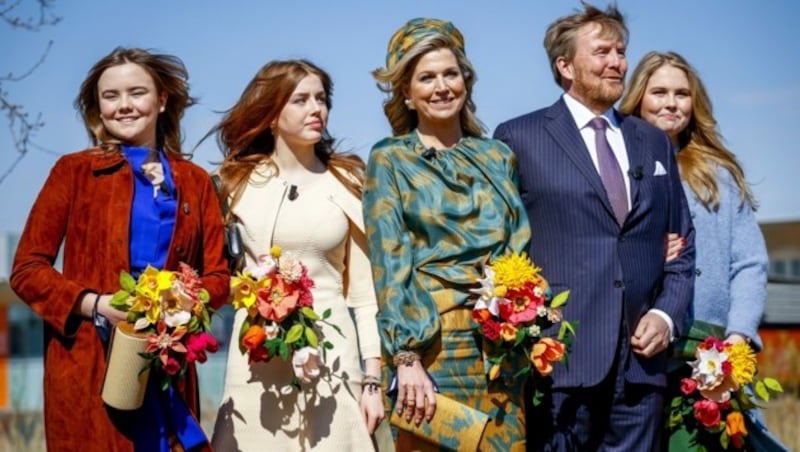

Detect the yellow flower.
[
  {"left": 725, "top": 411, "right": 748, "bottom": 446},
  {"left": 727, "top": 342, "right": 757, "bottom": 386},
  {"left": 136, "top": 266, "right": 173, "bottom": 300},
  {"left": 500, "top": 323, "right": 518, "bottom": 342},
  {"left": 231, "top": 274, "right": 258, "bottom": 310},
  {"left": 270, "top": 245, "right": 282, "bottom": 259},
  {"left": 491, "top": 252, "right": 540, "bottom": 290},
  {"left": 489, "top": 363, "right": 501, "bottom": 381}
]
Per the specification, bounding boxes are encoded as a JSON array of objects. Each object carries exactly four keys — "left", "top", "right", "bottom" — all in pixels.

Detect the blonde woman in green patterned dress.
[{"left": 363, "top": 18, "right": 531, "bottom": 451}]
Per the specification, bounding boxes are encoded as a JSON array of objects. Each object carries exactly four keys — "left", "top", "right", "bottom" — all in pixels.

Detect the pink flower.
[
  {"left": 256, "top": 276, "right": 299, "bottom": 322},
  {"left": 499, "top": 284, "right": 544, "bottom": 324},
  {"left": 185, "top": 332, "right": 219, "bottom": 363},
  {"left": 145, "top": 321, "right": 187, "bottom": 367},
  {"left": 163, "top": 357, "right": 181, "bottom": 376},
  {"left": 482, "top": 320, "right": 501, "bottom": 341},
  {"left": 693, "top": 399, "right": 721, "bottom": 428},
  {"left": 176, "top": 262, "right": 202, "bottom": 299},
  {"left": 296, "top": 268, "right": 315, "bottom": 307},
  {"left": 680, "top": 378, "right": 697, "bottom": 395}
]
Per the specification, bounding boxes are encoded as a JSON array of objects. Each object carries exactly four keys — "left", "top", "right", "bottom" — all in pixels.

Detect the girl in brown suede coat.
[{"left": 10, "top": 48, "right": 229, "bottom": 451}]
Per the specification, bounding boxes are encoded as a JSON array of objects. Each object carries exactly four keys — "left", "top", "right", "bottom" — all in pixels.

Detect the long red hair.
[{"left": 211, "top": 59, "right": 364, "bottom": 220}]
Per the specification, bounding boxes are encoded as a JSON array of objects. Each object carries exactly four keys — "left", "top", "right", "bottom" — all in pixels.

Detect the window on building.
[
  {"left": 771, "top": 260, "right": 787, "bottom": 276},
  {"left": 791, "top": 259, "right": 800, "bottom": 277}
]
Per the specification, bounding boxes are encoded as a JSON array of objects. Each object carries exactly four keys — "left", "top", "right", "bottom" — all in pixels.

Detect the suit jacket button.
[
  {"left": 614, "top": 280, "right": 624, "bottom": 288},
  {"left": 176, "top": 246, "right": 185, "bottom": 256}
]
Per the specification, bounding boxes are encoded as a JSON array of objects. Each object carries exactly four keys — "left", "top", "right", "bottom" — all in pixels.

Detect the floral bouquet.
[
  {"left": 470, "top": 252, "right": 575, "bottom": 402},
  {"left": 667, "top": 336, "right": 784, "bottom": 450},
  {"left": 108, "top": 263, "right": 219, "bottom": 391},
  {"left": 230, "top": 246, "right": 339, "bottom": 386}
]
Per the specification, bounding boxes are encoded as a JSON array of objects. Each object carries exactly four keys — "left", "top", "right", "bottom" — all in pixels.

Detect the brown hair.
[
  {"left": 372, "top": 34, "right": 484, "bottom": 138},
  {"left": 212, "top": 59, "right": 364, "bottom": 219},
  {"left": 75, "top": 47, "right": 195, "bottom": 156},
  {"left": 619, "top": 51, "right": 757, "bottom": 211},
  {"left": 543, "top": 2, "right": 628, "bottom": 88}
]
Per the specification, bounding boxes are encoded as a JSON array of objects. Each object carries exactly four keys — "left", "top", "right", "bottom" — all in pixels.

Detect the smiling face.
[
  {"left": 273, "top": 74, "right": 328, "bottom": 150},
  {"left": 639, "top": 64, "right": 693, "bottom": 142},
  {"left": 405, "top": 48, "right": 466, "bottom": 132},
  {"left": 97, "top": 62, "right": 166, "bottom": 148},
  {"left": 559, "top": 23, "right": 627, "bottom": 114}
]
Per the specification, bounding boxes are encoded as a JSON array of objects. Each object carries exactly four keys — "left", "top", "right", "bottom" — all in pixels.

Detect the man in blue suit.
[{"left": 494, "top": 3, "right": 695, "bottom": 451}]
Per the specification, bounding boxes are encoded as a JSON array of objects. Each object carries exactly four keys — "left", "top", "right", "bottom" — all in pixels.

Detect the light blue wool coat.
[{"left": 684, "top": 165, "right": 768, "bottom": 350}]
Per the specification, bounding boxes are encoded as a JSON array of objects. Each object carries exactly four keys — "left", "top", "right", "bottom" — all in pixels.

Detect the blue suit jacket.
[{"left": 494, "top": 98, "right": 695, "bottom": 388}]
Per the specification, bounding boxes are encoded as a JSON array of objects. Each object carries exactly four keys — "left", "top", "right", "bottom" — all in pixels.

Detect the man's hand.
[{"left": 631, "top": 313, "right": 671, "bottom": 358}]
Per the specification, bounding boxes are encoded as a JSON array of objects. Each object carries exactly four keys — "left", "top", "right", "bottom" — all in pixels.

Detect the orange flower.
[
  {"left": 500, "top": 323, "right": 518, "bottom": 342},
  {"left": 472, "top": 308, "right": 491, "bottom": 323},
  {"left": 725, "top": 411, "right": 748, "bottom": 448},
  {"left": 531, "top": 338, "right": 566, "bottom": 376},
  {"left": 242, "top": 325, "right": 267, "bottom": 350}
]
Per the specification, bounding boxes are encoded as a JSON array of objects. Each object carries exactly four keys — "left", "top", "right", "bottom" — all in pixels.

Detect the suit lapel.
[
  {"left": 620, "top": 114, "right": 644, "bottom": 215},
  {"left": 544, "top": 99, "right": 616, "bottom": 219}
]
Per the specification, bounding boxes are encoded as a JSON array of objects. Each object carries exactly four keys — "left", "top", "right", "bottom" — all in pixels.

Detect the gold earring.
[{"left": 404, "top": 99, "right": 415, "bottom": 110}]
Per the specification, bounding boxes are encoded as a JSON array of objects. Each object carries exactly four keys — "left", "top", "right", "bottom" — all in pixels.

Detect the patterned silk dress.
[{"left": 363, "top": 131, "right": 531, "bottom": 451}]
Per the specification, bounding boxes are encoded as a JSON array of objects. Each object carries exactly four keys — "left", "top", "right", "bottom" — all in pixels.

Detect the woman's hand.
[
  {"left": 96, "top": 294, "right": 127, "bottom": 326},
  {"left": 664, "top": 233, "right": 685, "bottom": 262},
  {"left": 396, "top": 358, "right": 436, "bottom": 426},
  {"left": 359, "top": 380, "right": 385, "bottom": 434}
]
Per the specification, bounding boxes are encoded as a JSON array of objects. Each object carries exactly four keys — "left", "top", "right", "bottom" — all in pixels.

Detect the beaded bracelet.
[{"left": 392, "top": 350, "right": 421, "bottom": 367}]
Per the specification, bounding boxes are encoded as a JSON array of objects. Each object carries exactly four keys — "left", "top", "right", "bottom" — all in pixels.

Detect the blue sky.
[{"left": 1, "top": 0, "right": 798, "bottom": 234}]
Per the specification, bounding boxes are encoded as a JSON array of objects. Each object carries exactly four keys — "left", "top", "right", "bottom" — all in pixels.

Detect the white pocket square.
[{"left": 653, "top": 161, "right": 667, "bottom": 176}]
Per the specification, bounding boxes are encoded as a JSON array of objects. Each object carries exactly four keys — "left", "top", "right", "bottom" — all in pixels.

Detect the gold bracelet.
[{"left": 393, "top": 350, "right": 421, "bottom": 367}]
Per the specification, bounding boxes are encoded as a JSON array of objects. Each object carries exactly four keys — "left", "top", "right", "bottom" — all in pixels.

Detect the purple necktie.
[{"left": 589, "top": 117, "right": 628, "bottom": 225}]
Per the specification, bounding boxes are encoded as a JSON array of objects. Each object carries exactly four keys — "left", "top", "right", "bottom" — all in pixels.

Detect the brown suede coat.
[{"left": 11, "top": 148, "right": 230, "bottom": 451}]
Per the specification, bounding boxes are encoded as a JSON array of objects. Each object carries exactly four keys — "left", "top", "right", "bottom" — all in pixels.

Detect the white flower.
[
  {"left": 264, "top": 323, "right": 280, "bottom": 340},
  {"left": 162, "top": 281, "right": 193, "bottom": 327},
  {"left": 690, "top": 347, "right": 729, "bottom": 391},
  {"left": 278, "top": 253, "right": 303, "bottom": 282},
  {"left": 528, "top": 325, "right": 541, "bottom": 337},
  {"left": 246, "top": 254, "right": 277, "bottom": 280},
  {"left": 537, "top": 306, "right": 548, "bottom": 317},
  {"left": 470, "top": 266, "right": 501, "bottom": 316},
  {"left": 292, "top": 346, "right": 321, "bottom": 383}
]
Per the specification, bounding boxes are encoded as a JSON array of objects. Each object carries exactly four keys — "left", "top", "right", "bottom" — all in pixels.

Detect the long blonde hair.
[
  {"left": 619, "top": 51, "right": 756, "bottom": 211},
  {"left": 372, "top": 34, "right": 484, "bottom": 138}
]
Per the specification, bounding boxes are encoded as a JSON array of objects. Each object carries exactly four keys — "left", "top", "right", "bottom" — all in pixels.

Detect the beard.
[{"left": 571, "top": 68, "right": 624, "bottom": 110}]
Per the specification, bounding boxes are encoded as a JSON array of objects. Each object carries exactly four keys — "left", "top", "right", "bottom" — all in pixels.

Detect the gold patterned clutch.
[{"left": 389, "top": 393, "right": 490, "bottom": 451}]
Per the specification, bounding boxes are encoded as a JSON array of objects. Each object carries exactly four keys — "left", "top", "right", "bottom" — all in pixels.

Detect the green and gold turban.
[{"left": 385, "top": 17, "right": 465, "bottom": 70}]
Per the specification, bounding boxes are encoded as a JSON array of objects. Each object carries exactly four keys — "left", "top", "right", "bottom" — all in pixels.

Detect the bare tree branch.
[{"left": 0, "top": 0, "right": 61, "bottom": 185}]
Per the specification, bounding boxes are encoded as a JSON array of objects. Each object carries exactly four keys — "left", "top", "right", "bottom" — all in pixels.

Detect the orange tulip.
[
  {"left": 242, "top": 325, "right": 267, "bottom": 350},
  {"left": 500, "top": 323, "right": 518, "bottom": 342},
  {"left": 725, "top": 411, "right": 748, "bottom": 448},
  {"left": 531, "top": 338, "right": 566, "bottom": 376}
]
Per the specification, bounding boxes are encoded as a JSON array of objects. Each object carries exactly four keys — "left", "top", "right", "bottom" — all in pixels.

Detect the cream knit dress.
[{"left": 211, "top": 166, "right": 384, "bottom": 451}]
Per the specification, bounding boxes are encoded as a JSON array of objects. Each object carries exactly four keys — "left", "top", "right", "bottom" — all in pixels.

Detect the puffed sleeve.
[
  {"left": 11, "top": 156, "right": 87, "bottom": 337},
  {"left": 498, "top": 141, "right": 531, "bottom": 255},
  {"left": 344, "top": 219, "right": 381, "bottom": 360},
  {"left": 722, "top": 171, "right": 767, "bottom": 350},
  {"left": 363, "top": 143, "right": 440, "bottom": 357},
  {"left": 196, "top": 170, "right": 231, "bottom": 310}
]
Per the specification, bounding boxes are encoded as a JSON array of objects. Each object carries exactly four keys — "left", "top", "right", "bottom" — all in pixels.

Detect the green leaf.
[
  {"left": 667, "top": 409, "right": 683, "bottom": 428},
  {"left": 285, "top": 324, "right": 304, "bottom": 344},
  {"left": 558, "top": 320, "right": 577, "bottom": 340},
  {"left": 763, "top": 377, "right": 784, "bottom": 393},
  {"left": 279, "top": 341, "right": 289, "bottom": 360},
  {"left": 322, "top": 308, "right": 332, "bottom": 319},
  {"left": 719, "top": 430, "right": 729, "bottom": 449},
  {"left": 514, "top": 328, "right": 527, "bottom": 346},
  {"left": 532, "top": 389, "right": 545, "bottom": 407},
  {"left": 301, "top": 307, "right": 320, "bottom": 320},
  {"left": 109, "top": 290, "right": 131, "bottom": 310},
  {"left": 304, "top": 327, "right": 319, "bottom": 348},
  {"left": 198, "top": 288, "right": 210, "bottom": 302},
  {"left": 120, "top": 271, "right": 136, "bottom": 292},
  {"left": 670, "top": 396, "right": 683, "bottom": 408},
  {"left": 323, "top": 340, "right": 334, "bottom": 350},
  {"left": 754, "top": 380, "right": 770, "bottom": 401},
  {"left": 550, "top": 290, "right": 570, "bottom": 308}
]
